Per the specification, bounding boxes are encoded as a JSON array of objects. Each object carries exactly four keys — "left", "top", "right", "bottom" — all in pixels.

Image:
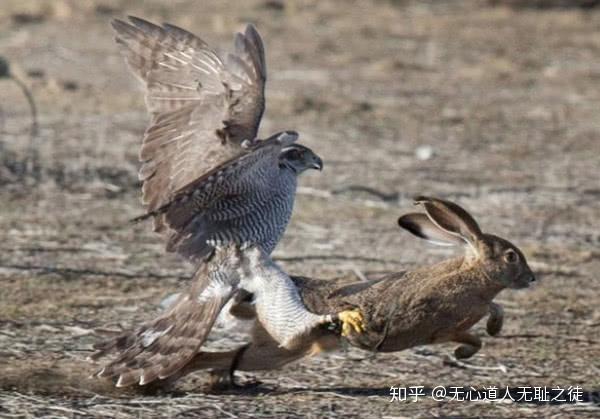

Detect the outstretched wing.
[
  {"left": 111, "top": 17, "right": 266, "bottom": 228},
  {"left": 92, "top": 262, "right": 239, "bottom": 387}
]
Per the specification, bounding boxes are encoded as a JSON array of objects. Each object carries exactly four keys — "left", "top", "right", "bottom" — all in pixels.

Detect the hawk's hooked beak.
[{"left": 312, "top": 156, "right": 323, "bottom": 171}]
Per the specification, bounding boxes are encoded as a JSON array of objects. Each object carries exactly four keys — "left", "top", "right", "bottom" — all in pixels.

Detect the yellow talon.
[{"left": 338, "top": 309, "right": 366, "bottom": 337}]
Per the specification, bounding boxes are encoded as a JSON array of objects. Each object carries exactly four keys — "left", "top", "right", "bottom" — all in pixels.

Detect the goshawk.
[{"left": 92, "top": 17, "right": 365, "bottom": 387}]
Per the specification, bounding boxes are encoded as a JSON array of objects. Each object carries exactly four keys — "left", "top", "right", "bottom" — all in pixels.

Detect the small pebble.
[{"left": 415, "top": 145, "right": 434, "bottom": 161}]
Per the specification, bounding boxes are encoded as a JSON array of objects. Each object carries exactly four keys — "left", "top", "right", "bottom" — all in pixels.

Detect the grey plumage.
[
  {"left": 156, "top": 133, "right": 319, "bottom": 261},
  {"left": 237, "top": 246, "right": 335, "bottom": 348}
]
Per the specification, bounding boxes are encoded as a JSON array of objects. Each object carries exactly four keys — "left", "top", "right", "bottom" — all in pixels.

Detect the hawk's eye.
[
  {"left": 503, "top": 249, "right": 519, "bottom": 264},
  {"left": 286, "top": 149, "right": 302, "bottom": 160}
]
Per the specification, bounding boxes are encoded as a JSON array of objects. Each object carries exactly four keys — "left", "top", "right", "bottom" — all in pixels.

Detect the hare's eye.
[{"left": 504, "top": 249, "right": 519, "bottom": 264}]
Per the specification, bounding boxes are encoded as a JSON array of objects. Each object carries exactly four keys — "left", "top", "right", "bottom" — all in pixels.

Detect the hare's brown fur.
[{"left": 182, "top": 263, "right": 504, "bottom": 385}]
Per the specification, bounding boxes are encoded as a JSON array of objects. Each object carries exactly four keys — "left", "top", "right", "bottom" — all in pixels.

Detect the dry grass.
[{"left": 1, "top": 0, "right": 599, "bottom": 417}]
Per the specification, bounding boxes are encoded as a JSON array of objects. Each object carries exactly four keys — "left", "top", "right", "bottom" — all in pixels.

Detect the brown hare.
[{"left": 152, "top": 196, "right": 537, "bottom": 388}]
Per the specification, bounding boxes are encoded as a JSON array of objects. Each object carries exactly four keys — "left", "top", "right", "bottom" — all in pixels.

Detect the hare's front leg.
[
  {"left": 486, "top": 302, "right": 504, "bottom": 337},
  {"left": 452, "top": 331, "right": 482, "bottom": 359}
]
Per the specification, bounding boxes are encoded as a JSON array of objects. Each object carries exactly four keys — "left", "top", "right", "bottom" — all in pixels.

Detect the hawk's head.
[{"left": 279, "top": 143, "right": 323, "bottom": 174}]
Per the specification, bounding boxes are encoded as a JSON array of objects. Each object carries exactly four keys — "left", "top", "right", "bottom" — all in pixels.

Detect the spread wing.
[
  {"left": 92, "top": 261, "right": 239, "bottom": 387},
  {"left": 111, "top": 17, "right": 266, "bottom": 229}
]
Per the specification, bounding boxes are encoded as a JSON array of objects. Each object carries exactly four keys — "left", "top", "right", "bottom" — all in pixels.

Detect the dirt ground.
[{"left": 1, "top": 0, "right": 599, "bottom": 417}]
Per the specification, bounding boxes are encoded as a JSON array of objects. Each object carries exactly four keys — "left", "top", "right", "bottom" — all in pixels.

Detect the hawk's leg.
[
  {"left": 336, "top": 309, "right": 366, "bottom": 337},
  {"left": 206, "top": 344, "right": 262, "bottom": 391},
  {"left": 227, "top": 343, "right": 254, "bottom": 387}
]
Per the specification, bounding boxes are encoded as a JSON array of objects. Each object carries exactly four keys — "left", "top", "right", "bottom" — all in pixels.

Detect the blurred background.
[{"left": 1, "top": 0, "right": 599, "bottom": 417}]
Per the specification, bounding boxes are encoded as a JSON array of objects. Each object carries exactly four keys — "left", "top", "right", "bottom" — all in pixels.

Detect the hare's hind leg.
[
  {"left": 486, "top": 302, "right": 504, "bottom": 336},
  {"left": 452, "top": 331, "right": 482, "bottom": 359},
  {"left": 183, "top": 324, "right": 332, "bottom": 390},
  {"left": 231, "top": 324, "right": 334, "bottom": 372},
  {"left": 176, "top": 345, "right": 258, "bottom": 390},
  {"left": 175, "top": 347, "right": 243, "bottom": 382}
]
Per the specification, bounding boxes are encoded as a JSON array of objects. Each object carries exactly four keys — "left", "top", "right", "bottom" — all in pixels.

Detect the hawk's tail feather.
[
  {"left": 92, "top": 323, "right": 192, "bottom": 386},
  {"left": 88, "top": 330, "right": 125, "bottom": 360},
  {"left": 92, "top": 263, "right": 236, "bottom": 387},
  {"left": 90, "top": 331, "right": 138, "bottom": 361}
]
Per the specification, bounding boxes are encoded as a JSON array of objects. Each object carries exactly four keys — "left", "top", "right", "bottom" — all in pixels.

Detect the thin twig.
[
  {"left": 0, "top": 262, "right": 189, "bottom": 281},
  {"left": 442, "top": 355, "right": 508, "bottom": 373},
  {"left": 0, "top": 318, "right": 98, "bottom": 328},
  {"left": 496, "top": 333, "right": 599, "bottom": 345},
  {"left": 11, "top": 74, "right": 39, "bottom": 141},
  {"left": 332, "top": 185, "right": 400, "bottom": 202}
]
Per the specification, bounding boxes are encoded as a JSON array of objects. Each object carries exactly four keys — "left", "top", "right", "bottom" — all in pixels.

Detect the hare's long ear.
[
  {"left": 414, "top": 196, "right": 483, "bottom": 249},
  {"left": 398, "top": 213, "right": 465, "bottom": 247}
]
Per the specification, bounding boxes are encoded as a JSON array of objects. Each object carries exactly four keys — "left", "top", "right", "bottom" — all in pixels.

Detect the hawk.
[
  {"left": 110, "top": 16, "right": 321, "bottom": 261},
  {"left": 92, "top": 17, "right": 365, "bottom": 387}
]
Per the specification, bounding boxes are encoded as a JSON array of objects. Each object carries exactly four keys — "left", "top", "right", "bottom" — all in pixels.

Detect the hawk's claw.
[{"left": 337, "top": 309, "right": 366, "bottom": 337}]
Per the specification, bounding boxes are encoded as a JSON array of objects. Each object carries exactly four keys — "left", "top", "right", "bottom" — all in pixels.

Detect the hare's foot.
[
  {"left": 337, "top": 309, "right": 366, "bottom": 337},
  {"left": 452, "top": 331, "right": 482, "bottom": 359},
  {"left": 486, "top": 303, "right": 504, "bottom": 337}
]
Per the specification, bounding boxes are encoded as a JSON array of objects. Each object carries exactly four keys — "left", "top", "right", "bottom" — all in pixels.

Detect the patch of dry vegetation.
[{"left": 0, "top": 0, "right": 599, "bottom": 417}]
